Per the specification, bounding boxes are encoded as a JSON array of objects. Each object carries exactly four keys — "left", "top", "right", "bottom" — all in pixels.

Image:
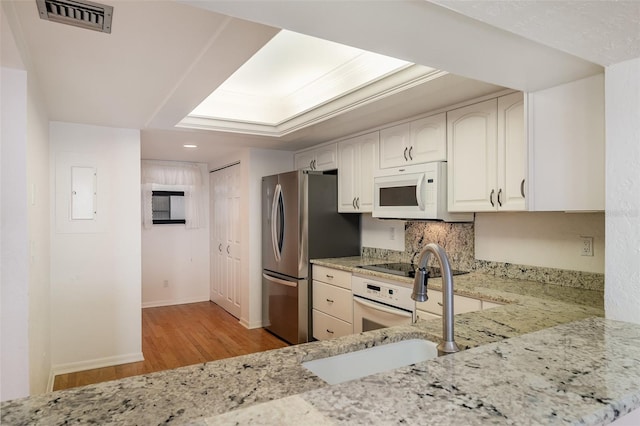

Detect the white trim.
[
  {"left": 141, "top": 297, "right": 209, "bottom": 309},
  {"left": 239, "top": 317, "right": 264, "bottom": 330},
  {"left": 51, "top": 352, "right": 145, "bottom": 377},
  {"left": 46, "top": 370, "right": 56, "bottom": 393}
]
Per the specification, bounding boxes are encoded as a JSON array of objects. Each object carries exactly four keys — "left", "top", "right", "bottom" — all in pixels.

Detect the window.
[{"left": 152, "top": 191, "right": 186, "bottom": 224}]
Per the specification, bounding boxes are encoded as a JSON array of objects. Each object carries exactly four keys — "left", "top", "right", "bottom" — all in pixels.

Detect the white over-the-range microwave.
[{"left": 372, "top": 162, "right": 473, "bottom": 222}]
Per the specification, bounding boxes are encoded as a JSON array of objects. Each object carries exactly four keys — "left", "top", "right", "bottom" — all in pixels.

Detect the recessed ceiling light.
[{"left": 183, "top": 144, "right": 198, "bottom": 148}]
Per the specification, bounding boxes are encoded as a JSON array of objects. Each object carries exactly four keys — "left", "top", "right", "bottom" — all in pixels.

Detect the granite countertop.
[{"left": 3, "top": 257, "right": 636, "bottom": 426}]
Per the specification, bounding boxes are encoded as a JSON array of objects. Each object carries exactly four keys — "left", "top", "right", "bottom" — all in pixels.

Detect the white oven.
[{"left": 352, "top": 275, "right": 415, "bottom": 333}]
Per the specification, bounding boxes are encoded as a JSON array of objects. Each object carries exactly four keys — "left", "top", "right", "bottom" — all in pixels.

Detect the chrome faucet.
[{"left": 412, "top": 243, "right": 460, "bottom": 355}]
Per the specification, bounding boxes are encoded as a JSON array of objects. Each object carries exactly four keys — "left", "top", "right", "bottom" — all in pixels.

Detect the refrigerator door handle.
[
  {"left": 271, "top": 183, "right": 283, "bottom": 262},
  {"left": 263, "top": 273, "right": 298, "bottom": 288}
]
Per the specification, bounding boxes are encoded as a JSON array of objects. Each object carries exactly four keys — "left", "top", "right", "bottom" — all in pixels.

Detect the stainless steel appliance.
[
  {"left": 352, "top": 275, "right": 415, "bottom": 333},
  {"left": 262, "top": 170, "right": 360, "bottom": 344},
  {"left": 372, "top": 162, "right": 473, "bottom": 221}
]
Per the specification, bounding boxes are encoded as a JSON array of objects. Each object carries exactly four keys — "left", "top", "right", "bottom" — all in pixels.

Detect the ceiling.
[{"left": 3, "top": 1, "right": 638, "bottom": 165}]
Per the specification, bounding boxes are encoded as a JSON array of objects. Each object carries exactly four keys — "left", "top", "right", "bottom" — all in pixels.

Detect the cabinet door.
[
  {"left": 337, "top": 139, "right": 359, "bottom": 213},
  {"left": 295, "top": 151, "right": 315, "bottom": 171},
  {"left": 357, "top": 132, "right": 379, "bottom": 212},
  {"left": 497, "top": 92, "right": 526, "bottom": 211},
  {"left": 410, "top": 113, "right": 446, "bottom": 163},
  {"left": 447, "top": 98, "right": 498, "bottom": 212},
  {"left": 379, "top": 123, "right": 410, "bottom": 169},
  {"left": 314, "top": 143, "right": 338, "bottom": 171}
]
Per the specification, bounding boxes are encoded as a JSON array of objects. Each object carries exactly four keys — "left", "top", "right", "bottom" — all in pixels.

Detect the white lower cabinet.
[
  {"left": 312, "top": 265, "right": 353, "bottom": 340},
  {"left": 312, "top": 310, "right": 353, "bottom": 340}
]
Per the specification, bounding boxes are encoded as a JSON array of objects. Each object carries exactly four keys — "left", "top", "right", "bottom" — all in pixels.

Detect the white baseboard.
[
  {"left": 46, "top": 370, "right": 56, "bottom": 393},
  {"left": 51, "top": 352, "right": 145, "bottom": 377},
  {"left": 141, "top": 296, "right": 209, "bottom": 309},
  {"left": 240, "top": 317, "right": 265, "bottom": 329}
]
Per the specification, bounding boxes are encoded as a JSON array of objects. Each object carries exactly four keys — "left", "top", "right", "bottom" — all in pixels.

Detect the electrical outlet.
[
  {"left": 163, "top": 279, "right": 169, "bottom": 288},
  {"left": 580, "top": 236, "right": 594, "bottom": 257}
]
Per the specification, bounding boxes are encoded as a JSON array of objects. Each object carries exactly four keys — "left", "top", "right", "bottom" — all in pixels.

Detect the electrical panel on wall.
[
  {"left": 71, "top": 166, "right": 97, "bottom": 220},
  {"left": 55, "top": 152, "right": 105, "bottom": 234}
]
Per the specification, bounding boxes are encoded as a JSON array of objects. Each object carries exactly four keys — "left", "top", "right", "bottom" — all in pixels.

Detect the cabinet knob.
[{"left": 489, "top": 189, "right": 495, "bottom": 207}]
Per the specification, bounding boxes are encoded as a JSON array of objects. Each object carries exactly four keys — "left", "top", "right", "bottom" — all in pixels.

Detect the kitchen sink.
[{"left": 302, "top": 339, "right": 438, "bottom": 385}]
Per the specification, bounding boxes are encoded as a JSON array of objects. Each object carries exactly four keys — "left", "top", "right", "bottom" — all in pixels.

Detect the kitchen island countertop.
[{"left": 3, "top": 257, "right": 638, "bottom": 425}]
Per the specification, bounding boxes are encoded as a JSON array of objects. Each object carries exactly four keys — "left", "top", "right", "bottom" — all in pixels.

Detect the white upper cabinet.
[
  {"left": 338, "top": 132, "right": 379, "bottom": 213},
  {"left": 526, "top": 74, "right": 604, "bottom": 211},
  {"left": 447, "top": 94, "right": 526, "bottom": 213},
  {"left": 497, "top": 92, "right": 527, "bottom": 211},
  {"left": 295, "top": 143, "right": 338, "bottom": 171},
  {"left": 447, "top": 98, "right": 498, "bottom": 212},
  {"left": 379, "top": 113, "right": 446, "bottom": 168}
]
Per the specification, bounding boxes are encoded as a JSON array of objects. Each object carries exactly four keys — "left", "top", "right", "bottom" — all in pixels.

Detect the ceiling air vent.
[{"left": 36, "top": 0, "right": 113, "bottom": 34}]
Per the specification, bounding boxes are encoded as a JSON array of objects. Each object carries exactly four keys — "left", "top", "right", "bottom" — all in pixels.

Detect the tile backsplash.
[{"left": 361, "top": 220, "right": 604, "bottom": 291}]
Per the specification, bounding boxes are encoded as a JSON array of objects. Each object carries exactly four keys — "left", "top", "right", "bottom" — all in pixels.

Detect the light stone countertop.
[{"left": 2, "top": 257, "right": 632, "bottom": 426}]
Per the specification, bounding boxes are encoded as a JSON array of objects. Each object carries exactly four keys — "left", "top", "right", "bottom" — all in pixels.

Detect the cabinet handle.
[
  {"left": 326, "top": 329, "right": 334, "bottom": 334},
  {"left": 408, "top": 146, "right": 413, "bottom": 161},
  {"left": 326, "top": 274, "right": 334, "bottom": 279},
  {"left": 312, "top": 159, "right": 317, "bottom": 170},
  {"left": 437, "top": 302, "right": 443, "bottom": 307},
  {"left": 352, "top": 198, "right": 356, "bottom": 209},
  {"left": 226, "top": 245, "right": 230, "bottom": 254},
  {"left": 218, "top": 244, "right": 222, "bottom": 252},
  {"left": 326, "top": 298, "right": 334, "bottom": 303},
  {"left": 497, "top": 188, "right": 503, "bottom": 207},
  {"left": 489, "top": 189, "right": 495, "bottom": 207},
  {"left": 520, "top": 179, "right": 526, "bottom": 198},
  {"left": 356, "top": 197, "right": 360, "bottom": 209},
  {"left": 403, "top": 147, "right": 408, "bottom": 161}
]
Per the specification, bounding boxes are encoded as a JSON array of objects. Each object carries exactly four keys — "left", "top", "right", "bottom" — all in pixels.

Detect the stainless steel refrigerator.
[{"left": 262, "top": 170, "right": 360, "bottom": 344}]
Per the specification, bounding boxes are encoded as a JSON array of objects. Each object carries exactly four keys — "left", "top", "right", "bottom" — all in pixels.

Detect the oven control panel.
[{"left": 352, "top": 275, "right": 415, "bottom": 311}]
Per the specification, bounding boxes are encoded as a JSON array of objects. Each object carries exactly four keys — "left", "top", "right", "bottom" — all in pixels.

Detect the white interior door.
[{"left": 210, "top": 164, "right": 241, "bottom": 318}]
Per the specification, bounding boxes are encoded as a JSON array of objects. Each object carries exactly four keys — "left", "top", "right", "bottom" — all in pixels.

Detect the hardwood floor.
[{"left": 53, "top": 302, "right": 289, "bottom": 391}]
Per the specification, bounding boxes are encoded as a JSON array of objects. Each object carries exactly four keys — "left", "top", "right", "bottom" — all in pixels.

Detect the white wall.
[
  {"left": 1, "top": 67, "right": 30, "bottom": 401},
  {"left": 209, "top": 148, "right": 292, "bottom": 329},
  {"left": 26, "top": 66, "right": 51, "bottom": 395},
  {"left": 49, "top": 122, "right": 142, "bottom": 375},
  {"left": 605, "top": 57, "right": 640, "bottom": 324},
  {"left": 361, "top": 214, "right": 405, "bottom": 251},
  {"left": 141, "top": 163, "right": 210, "bottom": 308},
  {"left": 475, "top": 212, "right": 605, "bottom": 273}
]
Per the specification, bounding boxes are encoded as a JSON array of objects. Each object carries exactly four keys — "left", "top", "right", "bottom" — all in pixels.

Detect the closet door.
[{"left": 210, "top": 164, "right": 241, "bottom": 318}]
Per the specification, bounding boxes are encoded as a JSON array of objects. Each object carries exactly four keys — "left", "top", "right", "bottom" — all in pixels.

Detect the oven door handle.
[
  {"left": 416, "top": 174, "right": 426, "bottom": 211},
  {"left": 353, "top": 296, "right": 413, "bottom": 318}
]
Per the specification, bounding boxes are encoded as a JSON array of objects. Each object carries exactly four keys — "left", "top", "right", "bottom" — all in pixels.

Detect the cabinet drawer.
[
  {"left": 416, "top": 290, "right": 482, "bottom": 315},
  {"left": 312, "top": 281, "right": 353, "bottom": 323},
  {"left": 416, "top": 289, "right": 443, "bottom": 314},
  {"left": 312, "top": 265, "right": 351, "bottom": 289},
  {"left": 312, "top": 309, "right": 353, "bottom": 341},
  {"left": 416, "top": 309, "right": 440, "bottom": 321}
]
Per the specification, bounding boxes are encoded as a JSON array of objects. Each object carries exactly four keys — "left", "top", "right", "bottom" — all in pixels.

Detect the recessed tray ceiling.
[{"left": 180, "top": 30, "right": 441, "bottom": 137}]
